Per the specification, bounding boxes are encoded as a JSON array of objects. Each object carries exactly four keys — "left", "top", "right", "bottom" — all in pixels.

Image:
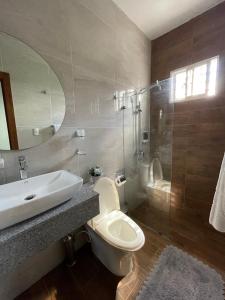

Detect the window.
[{"left": 170, "top": 56, "right": 218, "bottom": 102}]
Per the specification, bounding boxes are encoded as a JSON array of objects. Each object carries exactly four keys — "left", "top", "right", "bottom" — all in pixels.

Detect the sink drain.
[{"left": 24, "top": 194, "right": 36, "bottom": 201}]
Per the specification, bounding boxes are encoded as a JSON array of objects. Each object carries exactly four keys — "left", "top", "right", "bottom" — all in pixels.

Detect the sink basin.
[{"left": 0, "top": 170, "right": 83, "bottom": 230}]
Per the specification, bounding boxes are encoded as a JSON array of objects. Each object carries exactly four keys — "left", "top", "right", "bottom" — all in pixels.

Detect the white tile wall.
[{"left": 0, "top": 0, "right": 151, "bottom": 298}]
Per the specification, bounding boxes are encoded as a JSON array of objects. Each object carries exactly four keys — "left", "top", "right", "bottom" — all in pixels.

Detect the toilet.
[{"left": 86, "top": 177, "right": 145, "bottom": 276}]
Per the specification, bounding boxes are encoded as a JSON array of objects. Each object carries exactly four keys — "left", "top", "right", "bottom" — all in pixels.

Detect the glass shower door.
[{"left": 123, "top": 78, "right": 174, "bottom": 237}]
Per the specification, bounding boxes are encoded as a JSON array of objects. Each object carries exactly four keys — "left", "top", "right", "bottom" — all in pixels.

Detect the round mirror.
[{"left": 0, "top": 33, "right": 65, "bottom": 150}]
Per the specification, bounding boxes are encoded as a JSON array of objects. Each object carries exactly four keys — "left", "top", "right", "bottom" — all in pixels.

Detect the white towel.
[{"left": 209, "top": 153, "right": 225, "bottom": 232}]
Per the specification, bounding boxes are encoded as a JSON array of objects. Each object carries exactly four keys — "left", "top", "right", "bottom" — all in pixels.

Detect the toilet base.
[{"left": 86, "top": 225, "right": 133, "bottom": 277}]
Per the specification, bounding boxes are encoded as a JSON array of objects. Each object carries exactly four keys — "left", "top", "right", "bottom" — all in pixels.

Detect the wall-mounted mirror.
[{"left": 0, "top": 33, "right": 65, "bottom": 151}]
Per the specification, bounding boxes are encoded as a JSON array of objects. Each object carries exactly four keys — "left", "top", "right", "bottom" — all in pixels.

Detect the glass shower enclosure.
[{"left": 122, "top": 78, "right": 174, "bottom": 236}]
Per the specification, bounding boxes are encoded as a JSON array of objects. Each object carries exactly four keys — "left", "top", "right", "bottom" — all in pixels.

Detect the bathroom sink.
[{"left": 0, "top": 170, "right": 83, "bottom": 230}]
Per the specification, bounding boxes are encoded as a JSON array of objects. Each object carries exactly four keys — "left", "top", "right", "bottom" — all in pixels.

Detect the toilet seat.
[
  {"left": 95, "top": 210, "right": 145, "bottom": 252},
  {"left": 87, "top": 177, "right": 145, "bottom": 252}
]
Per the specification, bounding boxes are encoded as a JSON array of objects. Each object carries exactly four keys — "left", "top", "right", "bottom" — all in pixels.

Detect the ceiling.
[{"left": 112, "top": 0, "right": 224, "bottom": 40}]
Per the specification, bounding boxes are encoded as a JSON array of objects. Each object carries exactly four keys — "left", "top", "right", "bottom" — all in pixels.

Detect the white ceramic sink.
[{"left": 0, "top": 170, "right": 83, "bottom": 230}]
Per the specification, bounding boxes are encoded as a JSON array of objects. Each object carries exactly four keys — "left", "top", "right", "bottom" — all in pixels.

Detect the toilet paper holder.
[{"left": 115, "top": 175, "right": 126, "bottom": 187}]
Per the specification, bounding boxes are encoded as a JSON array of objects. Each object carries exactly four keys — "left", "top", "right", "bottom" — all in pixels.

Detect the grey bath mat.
[{"left": 136, "top": 245, "right": 224, "bottom": 300}]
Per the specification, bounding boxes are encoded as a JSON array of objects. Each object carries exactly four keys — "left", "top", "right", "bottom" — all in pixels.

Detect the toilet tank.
[{"left": 91, "top": 177, "right": 120, "bottom": 225}]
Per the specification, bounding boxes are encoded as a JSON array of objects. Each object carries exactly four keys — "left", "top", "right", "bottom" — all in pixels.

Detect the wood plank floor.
[{"left": 17, "top": 223, "right": 225, "bottom": 300}]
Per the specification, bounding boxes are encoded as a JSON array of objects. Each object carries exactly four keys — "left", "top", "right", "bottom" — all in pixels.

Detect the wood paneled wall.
[{"left": 151, "top": 2, "right": 225, "bottom": 271}]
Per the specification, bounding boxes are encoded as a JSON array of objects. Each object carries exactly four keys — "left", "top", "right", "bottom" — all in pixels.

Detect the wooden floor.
[{"left": 17, "top": 223, "right": 225, "bottom": 300}]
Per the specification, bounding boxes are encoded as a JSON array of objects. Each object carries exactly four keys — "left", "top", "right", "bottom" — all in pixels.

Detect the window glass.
[
  {"left": 175, "top": 71, "right": 186, "bottom": 100},
  {"left": 208, "top": 58, "right": 218, "bottom": 96},
  {"left": 187, "top": 69, "right": 193, "bottom": 97},
  {"left": 192, "top": 64, "right": 207, "bottom": 96},
  {"left": 170, "top": 56, "right": 218, "bottom": 102}
]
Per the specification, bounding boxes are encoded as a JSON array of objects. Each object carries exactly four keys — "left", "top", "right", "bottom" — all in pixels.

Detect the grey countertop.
[{"left": 0, "top": 183, "right": 99, "bottom": 275}]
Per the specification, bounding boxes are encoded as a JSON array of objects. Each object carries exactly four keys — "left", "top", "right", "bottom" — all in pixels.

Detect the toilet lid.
[{"left": 92, "top": 177, "right": 120, "bottom": 225}]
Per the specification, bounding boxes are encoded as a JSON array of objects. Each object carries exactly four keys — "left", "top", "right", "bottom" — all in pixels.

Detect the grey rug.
[{"left": 136, "top": 246, "right": 224, "bottom": 300}]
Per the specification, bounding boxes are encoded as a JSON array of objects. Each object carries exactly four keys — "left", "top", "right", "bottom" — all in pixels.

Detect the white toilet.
[{"left": 86, "top": 177, "right": 145, "bottom": 276}]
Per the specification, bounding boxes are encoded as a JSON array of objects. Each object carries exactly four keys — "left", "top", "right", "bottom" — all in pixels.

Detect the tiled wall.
[
  {"left": 0, "top": 0, "right": 150, "bottom": 185},
  {"left": 151, "top": 2, "right": 225, "bottom": 272},
  {"left": 0, "top": 1, "right": 150, "bottom": 298}
]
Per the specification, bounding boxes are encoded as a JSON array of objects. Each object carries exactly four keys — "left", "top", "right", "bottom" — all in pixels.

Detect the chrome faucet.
[{"left": 18, "top": 156, "right": 28, "bottom": 180}]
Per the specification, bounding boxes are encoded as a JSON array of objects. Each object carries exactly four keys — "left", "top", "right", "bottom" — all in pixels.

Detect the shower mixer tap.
[{"left": 137, "top": 150, "right": 144, "bottom": 161}]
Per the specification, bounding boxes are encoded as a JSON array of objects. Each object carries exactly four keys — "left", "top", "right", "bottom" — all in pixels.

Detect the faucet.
[{"left": 18, "top": 156, "right": 28, "bottom": 180}]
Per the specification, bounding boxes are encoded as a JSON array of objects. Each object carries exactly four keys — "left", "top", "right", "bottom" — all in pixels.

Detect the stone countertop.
[{"left": 0, "top": 183, "right": 99, "bottom": 275}]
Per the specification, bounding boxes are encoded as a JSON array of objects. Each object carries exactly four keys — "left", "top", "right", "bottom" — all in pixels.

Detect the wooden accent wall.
[{"left": 151, "top": 2, "right": 225, "bottom": 270}]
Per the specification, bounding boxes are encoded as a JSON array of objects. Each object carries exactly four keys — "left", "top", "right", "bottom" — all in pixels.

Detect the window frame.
[{"left": 170, "top": 56, "right": 219, "bottom": 103}]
